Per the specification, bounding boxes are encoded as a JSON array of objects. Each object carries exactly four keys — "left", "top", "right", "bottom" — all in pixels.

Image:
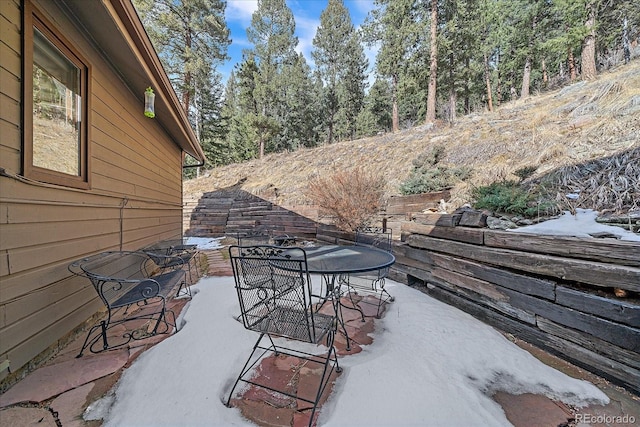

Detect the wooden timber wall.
[
  {"left": 183, "top": 186, "right": 318, "bottom": 238},
  {"left": 317, "top": 222, "right": 640, "bottom": 394},
  {"left": 183, "top": 189, "right": 449, "bottom": 240},
  {"left": 0, "top": 0, "right": 185, "bottom": 383}
]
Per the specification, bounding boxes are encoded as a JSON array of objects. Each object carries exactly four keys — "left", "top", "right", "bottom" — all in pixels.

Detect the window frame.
[{"left": 23, "top": 1, "right": 91, "bottom": 189}]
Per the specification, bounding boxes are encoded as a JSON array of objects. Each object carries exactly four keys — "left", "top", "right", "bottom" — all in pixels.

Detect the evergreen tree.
[
  {"left": 598, "top": 0, "right": 640, "bottom": 65},
  {"left": 438, "top": 0, "right": 483, "bottom": 122},
  {"left": 133, "top": 0, "right": 230, "bottom": 173},
  {"left": 246, "top": 0, "right": 298, "bottom": 157},
  {"left": 277, "top": 54, "right": 319, "bottom": 150},
  {"left": 425, "top": 0, "right": 439, "bottom": 123},
  {"left": 335, "top": 30, "right": 368, "bottom": 141},
  {"left": 363, "top": 0, "right": 424, "bottom": 132},
  {"left": 220, "top": 71, "right": 256, "bottom": 163},
  {"left": 357, "top": 78, "right": 393, "bottom": 137},
  {"left": 312, "top": 0, "right": 367, "bottom": 143},
  {"left": 133, "top": 0, "right": 230, "bottom": 112}
]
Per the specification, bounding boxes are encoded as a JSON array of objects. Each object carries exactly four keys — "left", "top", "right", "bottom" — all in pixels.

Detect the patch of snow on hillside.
[{"left": 508, "top": 209, "right": 640, "bottom": 242}]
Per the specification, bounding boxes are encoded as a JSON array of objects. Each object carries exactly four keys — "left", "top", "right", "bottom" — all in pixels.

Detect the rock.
[
  {"left": 517, "top": 219, "right": 534, "bottom": 226},
  {"left": 459, "top": 210, "right": 488, "bottom": 228},
  {"left": 589, "top": 232, "right": 620, "bottom": 239},
  {"left": 487, "top": 216, "right": 518, "bottom": 230}
]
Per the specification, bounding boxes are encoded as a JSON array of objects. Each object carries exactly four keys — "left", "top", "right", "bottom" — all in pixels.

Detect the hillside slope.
[{"left": 184, "top": 60, "right": 639, "bottom": 215}]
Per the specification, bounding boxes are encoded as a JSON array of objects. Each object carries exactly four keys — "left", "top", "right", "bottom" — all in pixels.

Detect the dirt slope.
[{"left": 184, "top": 60, "right": 640, "bottom": 214}]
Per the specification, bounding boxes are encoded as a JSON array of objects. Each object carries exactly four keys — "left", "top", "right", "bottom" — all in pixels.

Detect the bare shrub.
[{"left": 306, "top": 167, "right": 386, "bottom": 232}]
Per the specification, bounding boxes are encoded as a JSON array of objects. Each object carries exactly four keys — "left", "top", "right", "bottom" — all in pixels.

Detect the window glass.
[{"left": 32, "top": 27, "right": 81, "bottom": 176}]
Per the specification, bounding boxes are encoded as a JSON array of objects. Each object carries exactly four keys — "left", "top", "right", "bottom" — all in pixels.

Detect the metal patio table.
[{"left": 284, "top": 244, "right": 396, "bottom": 350}]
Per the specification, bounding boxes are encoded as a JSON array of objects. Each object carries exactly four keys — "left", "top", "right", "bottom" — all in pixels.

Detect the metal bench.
[
  {"left": 142, "top": 238, "right": 201, "bottom": 297},
  {"left": 69, "top": 251, "right": 187, "bottom": 357}
]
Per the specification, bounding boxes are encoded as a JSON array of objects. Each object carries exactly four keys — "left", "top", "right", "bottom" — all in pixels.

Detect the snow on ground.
[
  {"left": 185, "top": 236, "right": 225, "bottom": 250},
  {"left": 94, "top": 276, "right": 608, "bottom": 427}
]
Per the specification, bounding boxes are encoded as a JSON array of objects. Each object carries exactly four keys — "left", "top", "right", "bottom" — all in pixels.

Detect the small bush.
[
  {"left": 400, "top": 145, "right": 471, "bottom": 195},
  {"left": 472, "top": 180, "right": 554, "bottom": 217},
  {"left": 306, "top": 167, "right": 386, "bottom": 232}
]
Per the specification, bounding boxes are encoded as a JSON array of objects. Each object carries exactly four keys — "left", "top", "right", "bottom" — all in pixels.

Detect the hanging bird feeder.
[{"left": 144, "top": 87, "right": 155, "bottom": 118}]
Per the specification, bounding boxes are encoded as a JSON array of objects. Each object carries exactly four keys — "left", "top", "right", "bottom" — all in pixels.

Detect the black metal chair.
[
  {"left": 142, "top": 239, "right": 199, "bottom": 298},
  {"left": 345, "top": 228, "right": 394, "bottom": 318},
  {"left": 236, "top": 229, "right": 272, "bottom": 246},
  {"left": 226, "top": 245, "right": 341, "bottom": 426}
]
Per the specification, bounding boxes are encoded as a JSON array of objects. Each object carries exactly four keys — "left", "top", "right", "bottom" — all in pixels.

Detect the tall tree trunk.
[
  {"left": 623, "top": 17, "right": 630, "bottom": 64},
  {"left": 581, "top": 1, "right": 597, "bottom": 80},
  {"left": 259, "top": 136, "right": 264, "bottom": 159},
  {"left": 425, "top": 0, "right": 438, "bottom": 124},
  {"left": 449, "top": 53, "right": 456, "bottom": 123},
  {"left": 495, "top": 49, "right": 502, "bottom": 105},
  {"left": 568, "top": 47, "right": 576, "bottom": 81},
  {"left": 449, "top": 90, "right": 456, "bottom": 124},
  {"left": 521, "top": 13, "right": 536, "bottom": 99},
  {"left": 464, "top": 58, "right": 470, "bottom": 114},
  {"left": 182, "top": 31, "right": 192, "bottom": 112},
  {"left": 483, "top": 52, "right": 493, "bottom": 112},
  {"left": 182, "top": 72, "right": 191, "bottom": 112},
  {"left": 328, "top": 112, "right": 335, "bottom": 143},
  {"left": 521, "top": 57, "right": 531, "bottom": 99},
  {"left": 392, "top": 74, "right": 399, "bottom": 132}
]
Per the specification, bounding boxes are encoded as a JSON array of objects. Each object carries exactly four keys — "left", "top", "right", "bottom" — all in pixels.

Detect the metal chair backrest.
[
  {"left": 236, "top": 230, "right": 272, "bottom": 246},
  {"left": 68, "top": 251, "right": 153, "bottom": 307},
  {"left": 229, "top": 245, "right": 325, "bottom": 344}
]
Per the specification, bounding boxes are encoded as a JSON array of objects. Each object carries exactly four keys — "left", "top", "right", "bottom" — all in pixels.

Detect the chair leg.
[
  {"left": 344, "top": 288, "right": 366, "bottom": 322},
  {"left": 225, "top": 333, "right": 270, "bottom": 407},
  {"left": 76, "top": 321, "right": 106, "bottom": 358},
  {"left": 306, "top": 328, "right": 341, "bottom": 427},
  {"left": 226, "top": 332, "right": 341, "bottom": 426}
]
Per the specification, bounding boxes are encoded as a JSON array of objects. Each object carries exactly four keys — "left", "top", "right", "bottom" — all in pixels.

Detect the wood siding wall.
[
  {"left": 0, "top": 0, "right": 185, "bottom": 381},
  {"left": 316, "top": 224, "right": 640, "bottom": 394}
]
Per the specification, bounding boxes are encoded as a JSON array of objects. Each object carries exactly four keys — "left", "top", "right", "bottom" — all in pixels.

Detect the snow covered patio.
[{"left": 1, "top": 245, "right": 637, "bottom": 426}]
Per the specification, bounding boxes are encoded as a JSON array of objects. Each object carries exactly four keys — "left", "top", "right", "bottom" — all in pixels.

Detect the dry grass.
[{"left": 184, "top": 60, "right": 640, "bottom": 215}]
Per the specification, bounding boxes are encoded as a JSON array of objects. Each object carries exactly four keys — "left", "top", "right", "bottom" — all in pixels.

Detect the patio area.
[{"left": 0, "top": 248, "right": 638, "bottom": 427}]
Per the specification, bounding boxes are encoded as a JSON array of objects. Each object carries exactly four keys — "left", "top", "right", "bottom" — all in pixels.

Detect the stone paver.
[
  {"left": 0, "top": 349, "right": 129, "bottom": 408},
  {"left": 50, "top": 383, "right": 95, "bottom": 427},
  {"left": 0, "top": 406, "right": 58, "bottom": 426},
  {"left": 493, "top": 392, "right": 573, "bottom": 427}
]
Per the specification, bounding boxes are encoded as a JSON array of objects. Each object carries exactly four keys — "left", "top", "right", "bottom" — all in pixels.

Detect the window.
[{"left": 23, "top": 2, "right": 90, "bottom": 188}]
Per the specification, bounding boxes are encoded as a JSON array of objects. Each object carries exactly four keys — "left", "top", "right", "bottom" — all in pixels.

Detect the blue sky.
[{"left": 222, "top": 0, "right": 377, "bottom": 82}]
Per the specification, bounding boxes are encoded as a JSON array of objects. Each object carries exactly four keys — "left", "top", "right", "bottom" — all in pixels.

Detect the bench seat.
[{"left": 69, "top": 251, "right": 188, "bottom": 357}]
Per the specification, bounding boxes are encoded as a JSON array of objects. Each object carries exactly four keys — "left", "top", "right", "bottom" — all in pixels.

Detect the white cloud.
[
  {"left": 294, "top": 15, "right": 320, "bottom": 63},
  {"left": 225, "top": 0, "right": 258, "bottom": 25}
]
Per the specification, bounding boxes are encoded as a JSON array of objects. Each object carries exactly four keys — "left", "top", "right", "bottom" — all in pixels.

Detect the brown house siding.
[{"left": 0, "top": 0, "right": 187, "bottom": 380}]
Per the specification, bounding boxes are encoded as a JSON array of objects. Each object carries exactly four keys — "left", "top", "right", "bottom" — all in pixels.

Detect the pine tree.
[
  {"left": 356, "top": 78, "right": 393, "bottom": 137},
  {"left": 245, "top": 0, "right": 298, "bottom": 157},
  {"left": 312, "top": 0, "right": 367, "bottom": 143},
  {"left": 133, "top": 0, "right": 230, "bottom": 112},
  {"left": 363, "top": 0, "right": 423, "bottom": 132},
  {"left": 425, "top": 0, "right": 439, "bottom": 123},
  {"left": 335, "top": 30, "right": 368, "bottom": 141}
]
